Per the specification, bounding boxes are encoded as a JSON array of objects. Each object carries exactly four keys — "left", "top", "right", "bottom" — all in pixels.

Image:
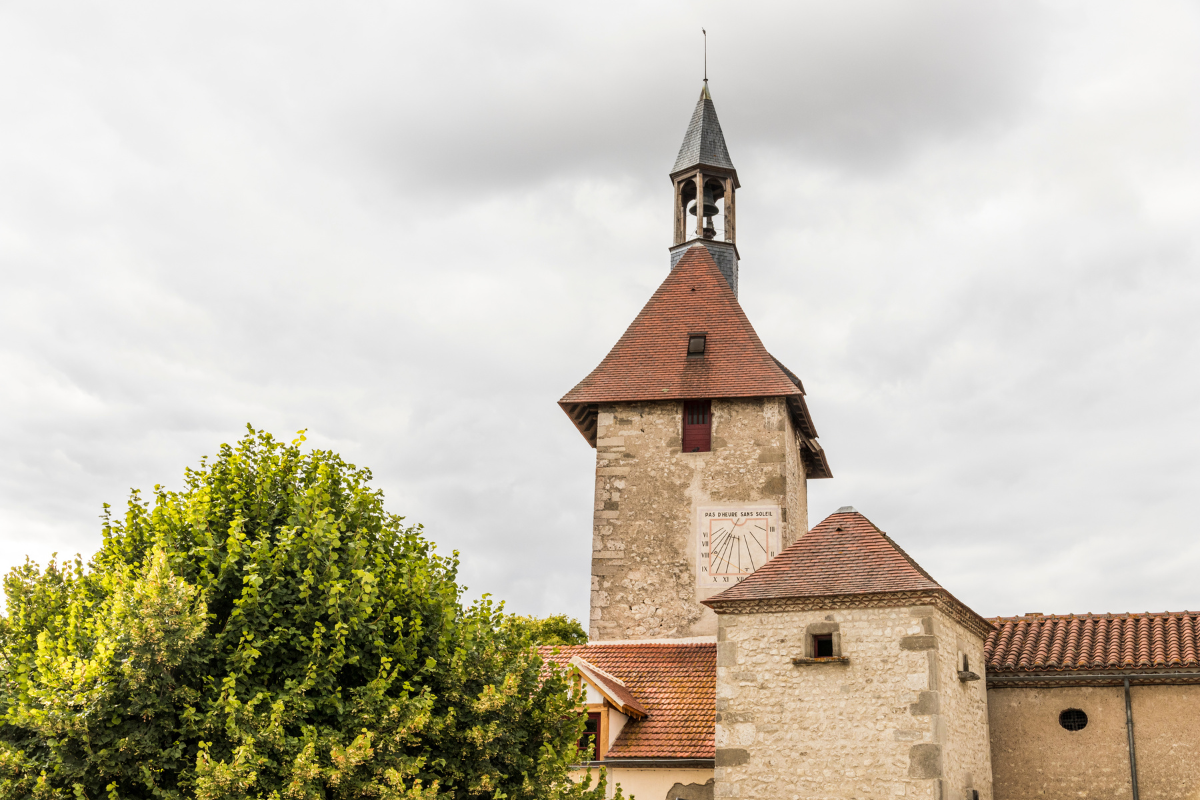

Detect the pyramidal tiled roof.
[
  {"left": 557, "top": 245, "right": 829, "bottom": 475},
  {"left": 539, "top": 642, "right": 715, "bottom": 760},
  {"left": 987, "top": 611, "right": 1200, "bottom": 674},
  {"left": 671, "top": 84, "right": 735, "bottom": 175},
  {"left": 704, "top": 509, "right": 944, "bottom": 606},
  {"left": 560, "top": 245, "right": 800, "bottom": 405}
]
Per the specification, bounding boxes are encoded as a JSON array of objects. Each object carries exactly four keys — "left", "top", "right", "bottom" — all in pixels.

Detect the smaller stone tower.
[
  {"left": 559, "top": 85, "right": 832, "bottom": 642},
  {"left": 703, "top": 508, "right": 994, "bottom": 800}
]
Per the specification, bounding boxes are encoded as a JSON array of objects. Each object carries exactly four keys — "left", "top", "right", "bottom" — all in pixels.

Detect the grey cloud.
[{"left": 2, "top": 1, "right": 1199, "bottom": 625}]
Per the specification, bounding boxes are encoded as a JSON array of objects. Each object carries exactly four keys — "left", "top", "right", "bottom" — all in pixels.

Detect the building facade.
[{"left": 547, "top": 83, "right": 1200, "bottom": 800}]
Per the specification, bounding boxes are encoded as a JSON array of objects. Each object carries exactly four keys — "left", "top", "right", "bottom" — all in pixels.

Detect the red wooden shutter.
[{"left": 682, "top": 400, "right": 712, "bottom": 452}]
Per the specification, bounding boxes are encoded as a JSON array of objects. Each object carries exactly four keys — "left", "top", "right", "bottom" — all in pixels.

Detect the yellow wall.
[
  {"left": 988, "top": 684, "right": 1200, "bottom": 800},
  {"left": 608, "top": 768, "right": 713, "bottom": 800},
  {"left": 570, "top": 767, "right": 713, "bottom": 800}
]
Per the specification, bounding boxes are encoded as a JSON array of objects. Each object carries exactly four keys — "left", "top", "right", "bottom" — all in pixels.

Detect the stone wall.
[
  {"left": 782, "top": 405, "right": 809, "bottom": 541},
  {"left": 589, "top": 397, "right": 808, "bottom": 640},
  {"left": 988, "top": 684, "right": 1200, "bottom": 799},
  {"left": 712, "top": 602, "right": 991, "bottom": 798}
]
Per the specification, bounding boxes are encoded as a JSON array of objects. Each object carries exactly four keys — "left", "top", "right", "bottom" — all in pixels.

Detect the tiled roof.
[
  {"left": 704, "top": 509, "right": 943, "bottom": 604},
  {"left": 987, "top": 611, "right": 1200, "bottom": 673},
  {"left": 539, "top": 642, "right": 715, "bottom": 760},
  {"left": 672, "top": 83, "right": 735, "bottom": 175},
  {"left": 561, "top": 245, "right": 799, "bottom": 406},
  {"left": 568, "top": 656, "right": 648, "bottom": 718}
]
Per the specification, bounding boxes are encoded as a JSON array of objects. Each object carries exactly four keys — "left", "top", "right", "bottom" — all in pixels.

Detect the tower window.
[
  {"left": 682, "top": 400, "right": 711, "bottom": 452},
  {"left": 687, "top": 334, "right": 706, "bottom": 357},
  {"left": 812, "top": 634, "right": 834, "bottom": 658}
]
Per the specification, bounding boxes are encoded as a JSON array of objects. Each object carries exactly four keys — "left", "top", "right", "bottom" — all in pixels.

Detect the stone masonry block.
[
  {"left": 901, "top": 635, "right": 939, "bottom": 651},
  {"left": 910, "top": 691, "right": 940, "bottom": 716},
  {"left": 757, "top": 447, "right": 785, "bottom": 463},
  {"left": 908, "top": 743, "right": 943, "bottom": 779},
  {"left": 715, "top": 749, "right": 750, "bottom": 767},
  {"left": 760, "top": 475, "right": 785, "bottom": 494}
]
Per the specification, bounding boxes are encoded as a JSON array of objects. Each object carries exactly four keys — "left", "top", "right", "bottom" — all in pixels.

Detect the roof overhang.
[
  {"left": 569, "top": 656, "right": 648, "bottom": 719},
  {"left": 987, "top": 669, "right": 1200, "bottom": 687},
  {"left": 704, "top": 589, "right": 994, "bottom": 641},
  {"left": 575, "top": 758, "right": 715, "bottom": 769},
  {"left": 669, "top": 163, "right": 740, "bottom": 188}
]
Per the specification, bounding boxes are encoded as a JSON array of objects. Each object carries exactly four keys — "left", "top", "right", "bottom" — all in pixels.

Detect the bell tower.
[
  {"left": 559, "top": 84, "right": 831, "bottom": 642},
  {"left": 669, "top": 83, "right": 740, "bottom": 296}
]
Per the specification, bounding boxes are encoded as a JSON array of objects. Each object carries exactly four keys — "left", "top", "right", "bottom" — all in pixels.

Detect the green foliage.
[
  {"left": 0, "top": 427, "right": 616, "bottom": 800},
  {"left": 501, "top": 616, "right": 587, "bottom": 647}
]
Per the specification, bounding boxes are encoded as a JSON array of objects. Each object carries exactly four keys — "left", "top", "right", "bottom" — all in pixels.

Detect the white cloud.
[{"left": 1, "top": 0, "right": 1198, "bottom": 621}]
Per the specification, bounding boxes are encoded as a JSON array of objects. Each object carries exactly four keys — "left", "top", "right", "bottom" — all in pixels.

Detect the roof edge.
[
  {"left": 987, "top": 669, "right": 1200, "bottom": 687},
  {"left": 990, "top": 611, "right": 1200, "bottom": 622},
  {"left": 704, "top": 588, "right": 994, "bottom": 640},
  {"left": 577, "top": 758, "right": 716, "bottom": 769}
]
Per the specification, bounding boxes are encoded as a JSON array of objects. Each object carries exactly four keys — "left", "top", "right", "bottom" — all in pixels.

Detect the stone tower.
[
  {"left": 559, "top": 84, "right": 832, "bottom": 642},
  {"left": 702, "top": 508, "right": 994, "bottom": 800}
]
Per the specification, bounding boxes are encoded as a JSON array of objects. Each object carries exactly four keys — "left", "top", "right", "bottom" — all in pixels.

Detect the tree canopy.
[
  {"left": 0, "top": 427, "right": 611, "bottom": 800},
  {"left": 501, "top": 616, "right": 587, "bottom": 647}
]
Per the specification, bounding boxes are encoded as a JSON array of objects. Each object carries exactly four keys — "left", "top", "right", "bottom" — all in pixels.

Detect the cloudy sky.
[{"left": 3, "top": 1, "right": 1198, "bottom": 622}]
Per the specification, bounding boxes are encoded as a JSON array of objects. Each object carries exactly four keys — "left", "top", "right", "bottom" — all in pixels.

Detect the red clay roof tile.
[
  {"left": 539, "top": 642, "right": 715, "bottom": 760},
  {"left": 557, "top": 244, "right": 832, "bottom": 477},
  {"left": 560, "top": 245, "right": 801, "bottom": 405},
  {"left": 703, "top": 510, "right": 943, "bottom": 604},
  {"left": 568, "top": 655, "right": 649, "bottom": 718},
  {"left": 986, "top": 611, "right": 1200, "bottom": 673}
]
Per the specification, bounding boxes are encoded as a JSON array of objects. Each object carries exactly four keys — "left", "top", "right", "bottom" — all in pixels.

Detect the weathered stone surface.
[
  {"left": 901, "top": 635, "right": 939, "bottom": 651},
  {"left": 911, "top": 691, "right": 940, "bottom": 716},
  {"left": 908, "top": 743, "right": 942, "bottom": 778},
  {"left": 712, "top": 603, "right": 991, "bottom": 799},
  {"left": 714, "top": 749, "right": 749, "bottom": 767},
  {"left": 588, "top": 397, "right": 810, "bottom": 640},
  {"left": 665, "top": 778, "right": 715, "bottom": 800}
]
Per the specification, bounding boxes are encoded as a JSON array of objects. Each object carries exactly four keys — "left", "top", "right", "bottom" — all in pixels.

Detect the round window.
[{"left": 1059, "top": 708, "right": 1088, "bottom": 731}]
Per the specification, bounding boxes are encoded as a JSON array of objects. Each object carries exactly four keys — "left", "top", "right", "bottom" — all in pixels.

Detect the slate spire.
[
  {"left": 669, "top": 84, "right": 742, "bottom": 294},
  {"left": 672, "top": 83, "right": 736, "bottom": 175}
]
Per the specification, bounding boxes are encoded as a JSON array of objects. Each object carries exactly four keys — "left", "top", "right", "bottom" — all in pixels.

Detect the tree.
[
  {"left": 501, "top": 615, "right": 587, "bottom": 647},
  {"left": 0, "top": 427, "right": 614, "bottom": 800}
]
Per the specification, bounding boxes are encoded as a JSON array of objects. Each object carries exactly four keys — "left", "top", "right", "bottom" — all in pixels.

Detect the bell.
[{"left": 688, "top": 187, "right": 720, "bottom": 218}]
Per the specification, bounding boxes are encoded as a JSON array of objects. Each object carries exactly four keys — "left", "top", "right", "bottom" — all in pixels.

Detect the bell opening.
[{"left": 685, "top": 180, "right": 727, "bottom": 241}]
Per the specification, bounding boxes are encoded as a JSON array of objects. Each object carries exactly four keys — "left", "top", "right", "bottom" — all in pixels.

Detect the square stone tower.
[
  {"left": 558, "top": 85, "right": 830, "bottom": 642},
  {"left": 560, "top": 246, "right": 830, "bottom": 640},
  {"left": 702, "top": 508, "right": 994, "bottom": 799}
]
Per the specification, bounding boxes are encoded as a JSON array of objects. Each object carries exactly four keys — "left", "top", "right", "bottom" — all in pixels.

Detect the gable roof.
[
  {"left": 539, "top": 642, "right": 715, "bottom": 760},
  {"left": 702, "top": 508, "right": 990, "bottom": 635},
  {"left": 568, "top": 655, "right": 648, "bottom": 718},
  {"left": 987, "top": 611, "right": 1200, "bottom": 676},
  {"left": 672, "top": 84, "right": 735, "bottom": 175}
]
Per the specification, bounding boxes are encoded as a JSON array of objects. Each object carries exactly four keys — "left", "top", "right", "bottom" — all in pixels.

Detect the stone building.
[{"left": 541, "top": 83, "right": 1200, "bottom": 800}]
